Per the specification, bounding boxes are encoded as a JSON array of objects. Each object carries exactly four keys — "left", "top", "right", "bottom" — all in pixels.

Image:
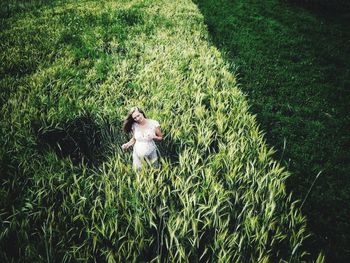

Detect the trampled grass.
[{"left": 1, "top": 0, "right": 323, "bottom": 261}]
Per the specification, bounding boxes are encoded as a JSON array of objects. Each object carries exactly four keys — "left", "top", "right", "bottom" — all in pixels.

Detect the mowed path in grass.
[
  {"left": 1, "top": 0, "right": 322, "bottom": 261},
  {"left": 194, "top": 0, "right": 350, "bottom": 261}
]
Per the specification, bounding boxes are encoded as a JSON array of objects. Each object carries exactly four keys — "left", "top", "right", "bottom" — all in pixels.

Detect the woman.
[{"left": 122, "top": 107, "right": 163, "bottom": 170}]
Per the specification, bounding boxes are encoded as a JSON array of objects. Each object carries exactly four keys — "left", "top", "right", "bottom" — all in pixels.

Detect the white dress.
[{"left": 132, "top": 119, "right": 160, "bottom": 169}]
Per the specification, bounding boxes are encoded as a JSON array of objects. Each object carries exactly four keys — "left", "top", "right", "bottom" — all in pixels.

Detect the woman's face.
[{"left": 132, "top": 110, "right": 145, "bottom": 124}]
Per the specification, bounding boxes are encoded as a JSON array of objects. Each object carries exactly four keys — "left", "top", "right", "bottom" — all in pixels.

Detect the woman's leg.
[
  {"left": 133, "top": 151, "right": 142, "bottom": 171},
  {"left": 146, "top": 148, "right": 158, "bottom": 168}
]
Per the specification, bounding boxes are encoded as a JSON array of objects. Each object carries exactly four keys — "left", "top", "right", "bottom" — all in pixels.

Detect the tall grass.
[
  {"left": 1, "top": 0, "right": 322, "bottom": 261},
  {"left": 194, "top": 0, "right": 349, "bottom": 260}
]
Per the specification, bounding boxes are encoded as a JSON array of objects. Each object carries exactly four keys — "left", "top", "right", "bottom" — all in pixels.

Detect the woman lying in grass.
[{"left": 122, "top": 107, "right": 163, "bottom": 170}]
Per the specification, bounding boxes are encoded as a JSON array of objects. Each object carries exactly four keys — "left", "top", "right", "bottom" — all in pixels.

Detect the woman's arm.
[
  {"left": 122, "top": 137, "right": 136, "bottom": 150},
  {"left": 153, "top": 126, "right": 163, "bottom": 141}
]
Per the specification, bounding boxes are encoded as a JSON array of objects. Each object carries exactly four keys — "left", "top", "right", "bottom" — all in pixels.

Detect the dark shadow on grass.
[
  {"left": 194, "top": 0, "right": 350, "bottom": 261},
  {"left": 157, "top": 136, "right": 180, "bottom": 166},
  {"left": 32, "top": 114, "right": 124, "bottom": 167},
  {"left": 283, "top": 0, "right": 350, "bottom": 16},
  {"left": 0, "top": 0, "right": 59, "bottom": 18}
]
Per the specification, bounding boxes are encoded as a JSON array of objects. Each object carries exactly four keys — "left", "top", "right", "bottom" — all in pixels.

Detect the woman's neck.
[{"left": 138, "top": 118, "right": 147, "bottom": 126}]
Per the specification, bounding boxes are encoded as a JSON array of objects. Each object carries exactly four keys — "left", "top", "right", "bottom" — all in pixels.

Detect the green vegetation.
[
  {"left": 1, "top": 0, "right": 324, "bottom": 261},
  {"left": 194, "top": 0, "right": 350, "bottom": 261},
  {"left": 285, "top": 0, "right": 350, "bottom": 11}
]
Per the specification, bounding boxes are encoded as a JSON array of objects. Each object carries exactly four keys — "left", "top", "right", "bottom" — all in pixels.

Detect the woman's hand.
[
  {"left": 121, "top": 143, "right": 129, "bottom": 150},
  {"left": 153, "top": 127, "right": 163, "bottom": 141},
  {"left": 122, "top": 138, "right": 135, "bottom": 150},
  {"left": 122, "top": 137, "right": 135, "bottom": 150},
  {"left": 151, "top": 134, "right": 161, "bottom": 141},
  {"left": 144, "top": 131, "right": 161, "bottom": 141}
]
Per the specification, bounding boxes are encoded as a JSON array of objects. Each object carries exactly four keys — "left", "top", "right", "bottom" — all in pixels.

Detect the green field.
[
  {"left": 0, "top": 0, "right": 327, "bottom": 261},
  {"left": 194, "top": 0, "right": 350, "bottom": 261}
]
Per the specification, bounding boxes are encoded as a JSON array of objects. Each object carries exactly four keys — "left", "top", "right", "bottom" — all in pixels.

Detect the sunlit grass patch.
[{"left": 0, "top": 0, "right": 320, "bottom": 261}]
